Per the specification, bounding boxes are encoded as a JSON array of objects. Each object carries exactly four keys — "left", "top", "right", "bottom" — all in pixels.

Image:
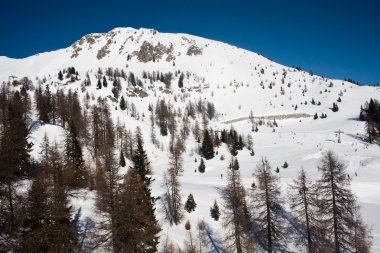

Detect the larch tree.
[
  {"left": 161, "top": 160, "right": 183, "bottom": 225},
  {"left": 221, "top": 164, "right": 250, "bottom": 253},
  {"left": 288, "top": 168, "right": 320, "bottom": 252},
  {"left": 316, "top": 151, "right": 371, "bottom": 252},
  {"left": 251, "top": 157, "right": 288, "bottom": 253}
]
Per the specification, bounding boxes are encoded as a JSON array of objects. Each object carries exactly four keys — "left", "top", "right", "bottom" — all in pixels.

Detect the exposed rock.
[
  {"left": 133, "top": 41, "right": 174, "bottom": 63},
  {"left": 187, "top": 44, "right": 203, "bottom": 56}
]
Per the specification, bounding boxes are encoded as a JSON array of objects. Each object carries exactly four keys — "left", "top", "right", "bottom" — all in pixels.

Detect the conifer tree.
[
  {"left": 102, "top": 76, "right": 108, "bottom": 87},
  {"left": 201, "top": 129, "right": 214, "bottom": 159},
  {"left": 210, "top": 200, "right": 220, "bottom": 221},
  {"left": 221, "top": 165, "right": 250, "bottom": 253},
  {"left": 64, "top": 121, "right": 87, "bottom": 188},
  {"left": 22, "top": 144, "right": 78, "bottom": 252},
  {"left": 316, "top": 151, "right": 371, "bottom": 252},
  {"left": 185, "top": 193, "right": 197, "bottom": 213},
  {"left": 198, "top": 158, "right": 205, "bottom": 173},
  {"left": 251, "top": 158, "right": 287, "bottom": 252},
  {"left": 288, "top": 168, "right": 319, "bottom": 252},
  {"left": 119, "top": 148, "right": 126, "bottom": 167},
  {"left": 113, "top": 168, "right": 161, "bottom": 252},
  {"left": 119, "top": 95, "right": 126, "bottom": 110}
]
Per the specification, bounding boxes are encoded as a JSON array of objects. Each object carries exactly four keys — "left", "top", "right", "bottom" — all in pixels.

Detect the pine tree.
[
  {"left": 0, "top": 91, "right": 32, "bottom": 246},
  {"left": 198, "top": 158, "right": 205, "bottom": 173},
  {"left": 316, "top": 151, "right": 371, "bottom": 252},
  {"left": 64, "top": 121, "right": 87, "bottom": 188},
  {"left": 251, "top": 158, "right": 287, "bottom": 252},
  {"left": 22, "top": 145, "right": 78, "bottom": 252},
  {"left": 185, "top": 193, "right": 197, "bottom": 213},
  {"left": 210, "top": 200, "right": 220, "bottom": 221},
  {"left": 201, "top": 129, "right": 214, "bottom": 159},
  {"left": 178, "top": 73, "right": 184, "bottom": 88},
  {"left": 119, "top": 96, "right": 126, "bottom": 110},
  {"left": 119, "top": 148, "right": 126, "bottom": 167},
  {"left": 102, "top": 76, "right": 108, "bottom": 87},
  {"left": 113, "top": 168, "right": 161, "bottom": 252},
  {"left": 58, "top": 70, "right": 63, "bottom": 81},
  {"left": 97, "top": 78, "right": 102, "bottom": 89}
]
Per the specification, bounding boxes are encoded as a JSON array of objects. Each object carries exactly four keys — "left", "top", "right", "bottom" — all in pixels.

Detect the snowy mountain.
[{"left": 1, "top": 27, "right": 379, "bottom": 252}]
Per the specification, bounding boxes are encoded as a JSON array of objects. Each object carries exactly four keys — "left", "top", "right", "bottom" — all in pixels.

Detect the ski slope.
[{"left": 2, "top": 27, "right": 380, "bottom": 252}]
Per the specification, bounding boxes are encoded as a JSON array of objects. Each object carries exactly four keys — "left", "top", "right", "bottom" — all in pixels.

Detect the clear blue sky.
[{"left": 1, "top": 0, "right": 379, "bottom": 85}]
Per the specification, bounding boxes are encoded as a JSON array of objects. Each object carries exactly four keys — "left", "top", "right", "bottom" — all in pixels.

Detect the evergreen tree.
[
  {"left": 332, "top": 102, "right": 339, "bottom": 112},
  {"left": 97, "top": 78, "right": 102, "bottom": 89},
  {"left": 178, "top": 73, "right": 184, "bottom": 88},
  {"left": 119, "top": 96, "right": 126, "bottom": 110},
  {"left": 64, "top": 121, "right": 87, "bottom": 188},
  {"left": 201, "top": 129, "right": 214, "bottom": 159},
  {"left": 102, "top": 76, "right": 108, "bottom": 87},
  {"left": 198, "top": 158, "right": 205, "bottom": 173},
  {"left": 185, "top": 193, "right": 197, "bottom": 213},
  {"left": 113, "top": 168, "right": 161, "bottom": 252},
  {"left": 119, "top": 148, "right": 126, "bottom": 167},
  {"left": 22, "top": 145, "right": 78, "bottom": 252},
  {"left": 58, "top": 70, "right": 63, "bottom": 81},
  {"left": 314, "top": 113, "right": 318, "bottom": 120},
  {"left": 251, "top": 158, "right": 288, "bottom": 252},
  {"left": 210, "top": 200, "right": 220, "bottom": 221}
]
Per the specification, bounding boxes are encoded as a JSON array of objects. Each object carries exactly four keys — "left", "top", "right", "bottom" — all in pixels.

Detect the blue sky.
[{"left": 1, "top": 0, "right": 379, "bottom": 85}]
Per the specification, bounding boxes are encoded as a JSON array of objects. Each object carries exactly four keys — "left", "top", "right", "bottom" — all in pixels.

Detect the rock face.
[
  {"left": 134, "top": 41, "right": 175, "bottom": 63},
  {"left": 187, "top": 44, "right": 202, "bottom": 56}
]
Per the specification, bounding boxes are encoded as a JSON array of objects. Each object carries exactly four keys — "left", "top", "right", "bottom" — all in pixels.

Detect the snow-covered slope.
[{"left": 1, "top": 27, "right": 380, "bottom": 252}]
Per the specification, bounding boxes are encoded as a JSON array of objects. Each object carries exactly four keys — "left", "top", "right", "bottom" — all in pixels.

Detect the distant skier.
[{"left": 221, "top": 173, "right": 223, "bottom": 179}]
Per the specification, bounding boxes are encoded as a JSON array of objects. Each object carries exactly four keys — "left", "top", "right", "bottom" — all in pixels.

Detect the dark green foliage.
[
  {"left": 210, "top": 200, "right": 220, "bottom": 221},
  {"left": 119, "top": 149, "right": 126, "bottom": 167},
  {"left": 178, "top": 73, "right": 184, "bottom": 88},
  {"left": 119, "top": 96, "right": 126, "bottom": 110},
  {"left": 332, "top": 102, "right": 339, "bottom": 112},
  {"left": 102, "top": 76, "right": 108, "bottom": 88},
  {"left": 97, "top": 79, "right": 102, "bottom": 89},
  {"left": 202, "top": 129, "right": 214, "bottom": 160},
  {"left": 58, "top": 70, "right": 63, "bottom": 81},
  {"left": 184, "top": 193, "right": 197, "bottom": 213},
  {"left": 65, "top": 121, "right": 87, "bottom": 188},
  {"left": 230, "top": 158, "right": 240, "bottom": 170},
  {"left": 198, "top": 158, "right": 205, "bottom": 173}
]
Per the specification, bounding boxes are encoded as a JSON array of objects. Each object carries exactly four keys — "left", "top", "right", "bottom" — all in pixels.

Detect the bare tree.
[
  {"left": 316, "top": 151, "right": 372, "bottom": 252},
  {"left": 221, "top": 163, "right": 250, "bottom": 253},
  {"left": 161, "top": 162, "right": 183, "bottom": 225},
  {"left": 251, "top": 157, "right": 287, "bottom": 253},
  {"left": 288, "top": 168, "right": 319, "bottom": 252}
]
